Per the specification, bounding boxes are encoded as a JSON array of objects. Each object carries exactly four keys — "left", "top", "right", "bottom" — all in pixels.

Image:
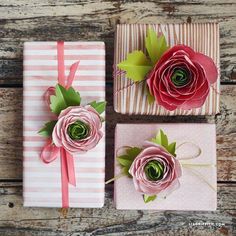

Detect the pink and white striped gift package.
[{"left": 23, "top": 42, "right": 105, "bottom": 208}]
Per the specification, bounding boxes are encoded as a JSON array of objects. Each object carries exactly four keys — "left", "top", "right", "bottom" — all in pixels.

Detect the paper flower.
[
  {"left": 39, "top": 84, "right": 106, "bottom": 150},
  {"left": 129, "top": 142, "right": 182, "bottom": 197},
  {"left": 114, "top": 129, "right": 181, "bottom": 203},
  {"left": 52, "top": 106, "right": 103, "bottom": 153},
  {"left": 147, "top": 45, "right": 218, "bottom": 110}
]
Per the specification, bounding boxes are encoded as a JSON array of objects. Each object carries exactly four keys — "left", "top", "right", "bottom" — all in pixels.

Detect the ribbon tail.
[
  {"left": 66, "top": 61, "right": 80, "bottom": 89},
  {"left": 66, "top": 151, "right": 76, "bottom": 186},
  {"left": 60, "top": 148, "right": 69, "bottom": 208}
]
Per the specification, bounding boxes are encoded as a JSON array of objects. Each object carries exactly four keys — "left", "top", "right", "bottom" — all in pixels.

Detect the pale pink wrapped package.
[
  {"left": 23, "top": 42, "right": 105, "bottom": 208},
  {"left": 114, "top": 124, "right": 217, "bottom": 210}
]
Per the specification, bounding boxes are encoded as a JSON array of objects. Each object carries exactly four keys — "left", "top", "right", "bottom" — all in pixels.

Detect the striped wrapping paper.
[
  {"left": 114, "top": 23, "right": 220, "bottom": 116},
  {"left": 23, "top": 42, "right": 105, "bottom": 208}
]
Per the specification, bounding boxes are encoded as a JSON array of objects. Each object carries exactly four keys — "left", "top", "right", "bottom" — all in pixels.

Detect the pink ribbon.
[{"left": 40, "top": 41, "right": 79, "bottom": 208}]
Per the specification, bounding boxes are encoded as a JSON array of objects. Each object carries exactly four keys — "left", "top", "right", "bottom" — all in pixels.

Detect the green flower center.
[
  {"left": 171, "top": 68, "right": 190, "bottom": 88},
  {"left": 67, "top": 120, "right": 90, "bottom": 140},
  {"left": 144, "top": 160, "right": 164, "bottom": 181}
]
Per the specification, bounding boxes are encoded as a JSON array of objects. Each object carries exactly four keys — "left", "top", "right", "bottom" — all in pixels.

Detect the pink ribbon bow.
[{"left": 40, "top": 41, "right": 80, "bottom": 208}]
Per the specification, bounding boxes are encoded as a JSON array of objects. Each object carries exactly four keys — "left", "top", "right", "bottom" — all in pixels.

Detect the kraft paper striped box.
[
  {"left": 113, "top": 23, "right": 220, "bottom": 116},
  {"left": 23, "top": 42, "right": 105, "bottom": 208}
]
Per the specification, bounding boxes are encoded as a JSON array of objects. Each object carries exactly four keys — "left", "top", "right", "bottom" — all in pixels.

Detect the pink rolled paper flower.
[
  {"left": 147, "top": 45, "right": 218, "bottom": 111},
  {"left": 52, "top": 106, "right": 103, "bottom": 153},
  {"left": 129, "top": 142, "right": 182, "bottom": 196}
]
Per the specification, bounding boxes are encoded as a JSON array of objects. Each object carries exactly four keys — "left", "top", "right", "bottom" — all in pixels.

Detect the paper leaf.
[
  {"left": 121, "top": 166, "right": 132, "bottom": 177},
  {"left": 126, "top": 147, "right": 142, "bottom": 159},
  {"left": 168, "top": 142, "right": 176, "bottom": 157},
  {"left": 117, "top": 51, "right": 152, "bottom": 82},
  {"left": 145, "top": 28, "right": 169, "bottom": 65},
  {"left": 116, "top": 147, "right": 142, "bottom": 177},
  {"left": 38, "top": 120, "right": 57, "bottom": 137},
  {"left": 50, "top": 84, "right": 81, "bottom": 115},
  {"left": 117, "top": 155, "right": 133, "bottom": 167},
  {"left": 145, "top": 84, "right": 155, "bottom": 104},
  {"left": 143, "top": 194, "right": 157, "bottom": 203},
  {"left": 89, "top": 101, "right": 106, "bottom": 114},
  {"left": 152, "top": 129, "right": 168, "bottom": 148},
  {"left": 152, "top": 129, "right": 176, "bottom": 156},
  {"left": 147, "top": 91, "right": 155, "bottom": 104}
]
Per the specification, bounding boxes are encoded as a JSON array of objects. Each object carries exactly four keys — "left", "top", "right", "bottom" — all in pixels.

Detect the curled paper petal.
[
  {"left": 156, "top": 178, "right": 181, "bottom": 198},
  {"left": 192, "top": 52, "right": 218, "bottom": 84},
  {"left": 67, "top": 120, "right": 90, "bottom": 140}
]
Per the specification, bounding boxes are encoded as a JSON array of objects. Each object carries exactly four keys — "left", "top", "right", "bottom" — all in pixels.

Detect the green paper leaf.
[
  {"left": 89, "top": 101, "right": 106, "bottom": 114},
  {"left": 38, "top": 120, "right": 57, "bottom": 137},
  {"left": 116, "top": 147, "right": 142, "bottom": 177},
  {"left": 147, "top": 91, "right": 155, "bottom": 104},
  {"left": 151, "top": 129, "right": 176, "bottom": 156},
  {"left": 50, "top": 84, "right": 81, "bottom": 115},
  {"left": 117, "top": 51, "right": 152, "bottom": 82},
  {"left": 143, "top": 194, "right": 157, "bottom": 203},
  {"left": 145, "top": 27, "right": 169, "bottom": 65},
  {"left": 152, "top": 129, "right": 168, "bottom": 148},
  {"left": 126, "top": 147, "right": 142, "bottom": 159},
  {"left": 121, "top": 166, "right": 131, "bottom": 177},
  {"left": 117, "top": 155, "right": 133, "bottom": 167},
  {"left": 168, "top": 142, "right": 176, "bottom": 157},
  {"left": 145, "top": 84, "right": 155, "bottom": 104}
]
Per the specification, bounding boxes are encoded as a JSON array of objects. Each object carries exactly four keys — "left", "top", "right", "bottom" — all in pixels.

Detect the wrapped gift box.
[
  {"left": 114, "top": 124, "right": 217, "bottom": 210},
  {"left": 113, "top": 23, "right": 220, "bottom": 115},
  {"left": 23, "top": 42, "right": 105, "bottom": 208}
]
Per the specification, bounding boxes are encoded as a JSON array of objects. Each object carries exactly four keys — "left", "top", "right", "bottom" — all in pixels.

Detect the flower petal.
[{"left": 192, "top": 52, "right": 218, "bottom": 84}]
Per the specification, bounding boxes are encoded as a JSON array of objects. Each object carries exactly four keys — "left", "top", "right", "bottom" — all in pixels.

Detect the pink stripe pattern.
[{"left": 23, "top": 41, "right": 106, "bottom": 208}]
